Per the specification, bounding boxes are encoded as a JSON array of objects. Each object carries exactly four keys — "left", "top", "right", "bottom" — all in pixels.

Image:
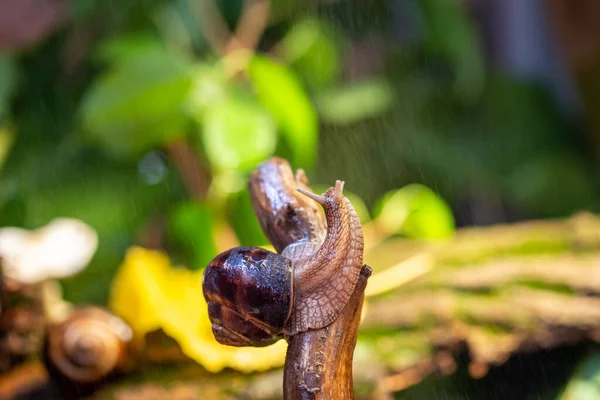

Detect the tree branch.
[
  {"left": 284, "top": 265, "right": 371, "bottom": 399},
  {"left": 165, "top": 140, "right": 211, "bottom": 200},
  {"left": 192, "top": 0, "right": 270, "bottom": 57}
]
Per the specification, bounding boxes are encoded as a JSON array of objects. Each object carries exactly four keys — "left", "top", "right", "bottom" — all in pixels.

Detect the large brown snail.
[
  {"left": 42, "top": 306, "right": 135, "bottom": 397},
  {"left": 203, "top": 166, "right": 365, "bottom": 346}
]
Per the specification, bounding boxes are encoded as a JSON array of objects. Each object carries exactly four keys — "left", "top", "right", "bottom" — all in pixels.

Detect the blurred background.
[{"left": 1, "top": 0, "right": 600, "bottom": 399}]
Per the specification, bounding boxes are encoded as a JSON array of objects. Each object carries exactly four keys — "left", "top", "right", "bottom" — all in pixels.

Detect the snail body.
[
  {"left": 203, "top": 178, "right": 364, "bottom": 346},
  {"left": 42, "top": 306, "right": 135, "bottom": 396}
]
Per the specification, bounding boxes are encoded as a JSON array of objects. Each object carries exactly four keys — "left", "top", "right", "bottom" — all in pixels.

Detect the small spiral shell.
[{"left": 43, "top": 306, "right": 134, "bottom": 386}]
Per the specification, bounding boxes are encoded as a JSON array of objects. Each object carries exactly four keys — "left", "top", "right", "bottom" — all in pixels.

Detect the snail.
[
  {"left": 42, "top": 306, "right": 135, "bottom": 397},
  {"left": 203, "top": 176, "right": 364, "bottom": 346}
]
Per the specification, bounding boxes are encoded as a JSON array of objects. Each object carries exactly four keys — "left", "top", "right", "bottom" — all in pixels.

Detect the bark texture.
[{"left": 284, "top": 265, "right": 371, "bottom": 399}]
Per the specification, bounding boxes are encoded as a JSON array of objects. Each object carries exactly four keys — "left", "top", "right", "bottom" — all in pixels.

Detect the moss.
[{"left": 516, "top": 280, "right": 574, "bottom": 295}]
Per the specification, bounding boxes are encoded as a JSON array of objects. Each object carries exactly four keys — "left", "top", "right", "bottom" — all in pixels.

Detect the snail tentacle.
[{"left": 296, "top": 187, "right": 327, "bottom": 205}]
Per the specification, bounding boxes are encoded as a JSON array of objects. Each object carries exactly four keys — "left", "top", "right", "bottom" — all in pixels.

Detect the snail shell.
[
  {"left": 203, "top": 247, "right": 294, "bottom": 347},
  {"left": 43, "top": 306, "right": 134, "bottom": 389}
]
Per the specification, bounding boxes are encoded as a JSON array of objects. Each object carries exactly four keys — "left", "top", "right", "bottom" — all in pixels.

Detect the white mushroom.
[
  {"left": 0, "top": 218, "right": 98, "bottom": 284},
  {"left": 0, "top": 218, "right": 98, "bottom": 322}
]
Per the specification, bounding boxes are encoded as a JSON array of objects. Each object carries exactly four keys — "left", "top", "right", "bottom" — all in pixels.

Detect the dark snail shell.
[
  {"left": 203, "top": 246, "right": 294, "bottom": 347},
  {"left": 42, "top": 306, "right": 134, "bottom": 397}
]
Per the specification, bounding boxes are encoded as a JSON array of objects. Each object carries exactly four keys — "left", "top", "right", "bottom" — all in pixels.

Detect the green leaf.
[
  {"left": 248, "top": 55, "right": 318, "bottom": 167},
  {"left": 315, "top": 79, "right": 394, "bottom": 125},
  {"left": 155, "top": 0, "right": 208, "bottom": 53},
  {"left": 81, "top": 45, "right": 194, "bottom": 158},
  {"left": 226, "top": 189, "right": 269, "bottom": 247},
  {"left": 168, "top": 201, "right": 217, "bottom": 271},
  {"left": 0, "top": 190, "right": 25, "bottom": 227},
  {"left": 419, "top": 0, "right": 485, "bottom": 102},
  {"left": 280, "top": 18, "right": 341, "bottom": 88},
  {"left": 373, "top": 184, "right": 455, "bottom": 239},
  {"left": 0, "top": 55, "right": 18, "bottom": 121},
  {"left": 559, "top": 348, "right": 600, "bottom": 400},
  {"left": 185, "top": 63, "right": 228, "bottom": 122},
  {"left": 201, "top": 90, "right": 277, "bottom": 172},
  {"left": 94, "top": 34, "right": 168, "bottom": 66},
  {"left": 0, "top": 125, "right": 15, "bottom": 171}
]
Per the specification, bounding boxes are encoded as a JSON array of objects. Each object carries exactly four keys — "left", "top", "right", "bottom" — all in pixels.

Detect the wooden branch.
[
  {"left": 192, "top": 0, "right": 270, "bottom": 55},
  {"left": 165, "top": 140, "right": 211, "bottom": 200},
  {"left": 226, "top": 0, "right": 271, "bottom": 54},
  {"left": 284, "top": 265, "right": 371, "bottom": 399}
]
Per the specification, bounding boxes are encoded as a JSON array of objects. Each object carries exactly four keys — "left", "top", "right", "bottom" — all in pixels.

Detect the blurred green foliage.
[
  {"left": 248, "top": 55, "right": 318, "bottom": 166},
  {"left": 0, "top": 0, "right": 597, "bottom": 318},
  {"left": 201, "top": 86, "right": 277, "bottom": 171},
  {"left": 168, "top": 201, "right": 217, "bottom": 271},
  {"left": 374, "top": 184, "right": 455, "bottom": 239},
  {"left": 0, "top": 0, "right": 599, "bottom": 398},
  {"left": 560, "top": 348, "right": 600, "bottom": 400},
  {"left": 0, "top": 56, "right": 17, "bottom": 121},
  {"left": 315, "top": 78, "right": 395, "bottom": 125},
  {"left": 82, "top": 38, "right": 195, "bottom": 158},
  {"left": 279, "top": 18, "right": 341, "bottom": 88}
]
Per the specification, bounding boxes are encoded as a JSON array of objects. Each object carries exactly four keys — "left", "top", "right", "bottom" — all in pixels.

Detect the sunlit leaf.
[
  {"left": 168, "top": 201, "right": 217, "bottom": 271},
  {"left": 374, "top": 184, "right": 455, "bottom": 239},
  {"left": 185, "top": 63, "right": 227, "bottom": 122},
  {"left": 560, "top": 348, "right": 600, "bottom": 400},
  {"left": 280, "top": 18, "right": 341, "bottom": 88},
  {"left": 248, "top": 55, "right": 318, "bottom": 167},
  {"left": 315, "top": 78, "right": 394, "bottom": 125},
  {"left": 81, "top": 45, "right": 194, "bottom": 158},
  {"left": 0, "top": 125, "right": 15, "bottom": 171},
  {"left": 419, "top": 0, "right": 485, "bottom": 102},
  {"left": 94, "top": 34, "right": 168, "bottom": 65},
  {"left": 201, "top": 90, "right": 276, "bottom": 172},
  {"left": 209, "top": 170, "right": 246, "bottom": 199}
]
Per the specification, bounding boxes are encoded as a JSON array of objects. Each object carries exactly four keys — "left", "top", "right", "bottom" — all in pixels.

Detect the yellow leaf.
[{"left": 109, "top": 246, "right": 286, "bottom": 373}]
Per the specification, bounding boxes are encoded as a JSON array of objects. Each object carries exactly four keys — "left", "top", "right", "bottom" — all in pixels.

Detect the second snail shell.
[{"left": 44, "top": 306, "right": 134, "bottom": 384}]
